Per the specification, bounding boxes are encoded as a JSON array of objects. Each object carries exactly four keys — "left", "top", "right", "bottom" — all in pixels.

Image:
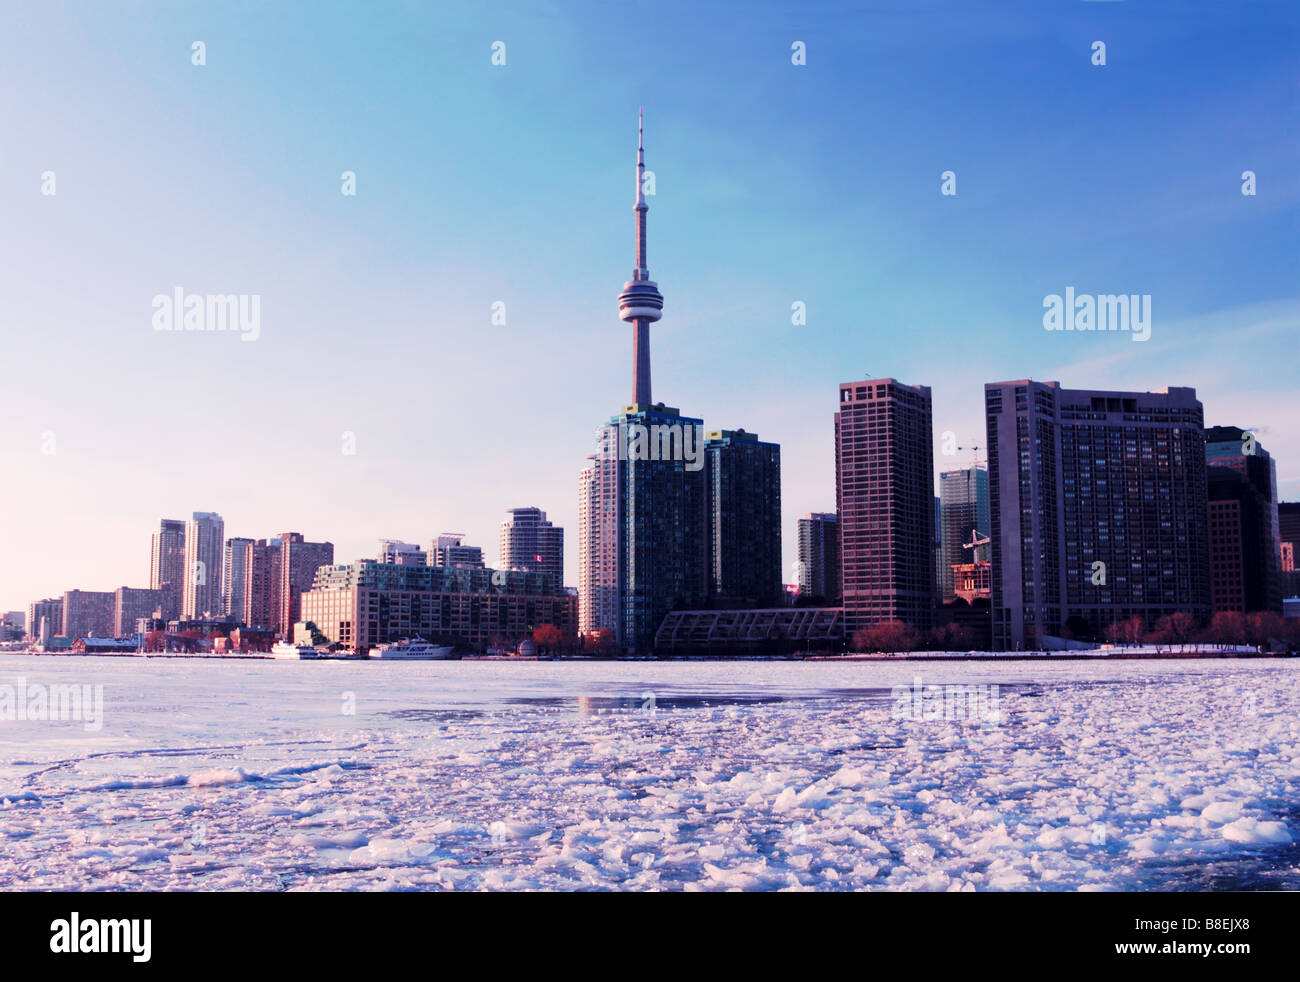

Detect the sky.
[{"left": 1, "top": 0, "right": 1297, "bottom": 611}]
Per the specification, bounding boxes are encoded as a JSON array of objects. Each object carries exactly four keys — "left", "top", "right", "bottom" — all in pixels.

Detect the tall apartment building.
[
  {"left": 985, "top": 381, "right": 1210, "bottom": 649},
  {"left": 27, "top": 597, "right": 63, "bottom": 642},
  {"left": 499, "top": 508, "right": 565, "bottom": 590},
  {"left": 939, "top": 467, "right": 990, "bottom": 602},
  {"left": 835, "top": 378, "right": 936, "bottom": 638},
  {"left": 933, "top": 497, "right": 943, "bottom": 601},
  {"left": 1279, "top": 502, "right": 1300, "bottom": 556},
  {"left": 578, "top": 428, "right": 620, "bottom": 636},
  {"left": 430, "top": 534, "right": 484, "bottom": 569},
  {"left": 150, "top": 518, "right": 186, "bottom": 620},
  {"left": 62, "top": 589, "right": 115, "bottom": 640},
  {"left": 277, "top": 533, "right": 334, "bottom": 635},
  {"left": 1205, "top": 425, "right": 1282, "bottom": 614},
  {"left": 580, "top": 405, "right": 708, "bottom": 652},
  {"left": 241, "top": 538, "right": 282, "bottom": 630},
  {"left": 114, "top": 587, "right": 164, "bottom": 638},
  {"left": 1280, "top": 502, "right": 1300, "bottom": 598},
  {"left": 182, "top": 512, "right": 225, "bottom": 619},
  {"left": 223, "top": 537, "right": 255, "bottom": 620},
  {"left": 704, "top": 429, "right": 781, "bottom": 608},
  {"left": 797, "top": 512, "right": 841, "bottom": 603}
]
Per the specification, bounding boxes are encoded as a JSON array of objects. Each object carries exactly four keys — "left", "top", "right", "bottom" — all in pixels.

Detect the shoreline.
[{"left": 0, "top": 648, "right": 1289, "bottom": 662}]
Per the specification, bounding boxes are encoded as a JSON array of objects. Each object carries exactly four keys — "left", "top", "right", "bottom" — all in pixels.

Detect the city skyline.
[
  {"left": 3, "top": 1, "right": 1298, "bottom": 611},
  {"left": 2, "top": 2, "right": 1300, "bottom": 909}
]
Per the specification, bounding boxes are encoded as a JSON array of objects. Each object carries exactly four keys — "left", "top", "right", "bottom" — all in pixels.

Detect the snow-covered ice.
[{"left": 1, "top": 655, "right": 1297, "bottom": 891}]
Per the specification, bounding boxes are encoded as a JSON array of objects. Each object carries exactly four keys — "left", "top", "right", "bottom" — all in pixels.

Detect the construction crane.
[{"left": 956, "top": 444, "right": 986, "bottom": 469}]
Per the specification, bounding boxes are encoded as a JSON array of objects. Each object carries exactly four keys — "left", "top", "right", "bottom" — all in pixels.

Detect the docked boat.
[
  {"left": 368, "top": 638, "right": 456, "bottom": 660},
  {"left": 270, "top": 641, "right": 319, "bottom": 660}
]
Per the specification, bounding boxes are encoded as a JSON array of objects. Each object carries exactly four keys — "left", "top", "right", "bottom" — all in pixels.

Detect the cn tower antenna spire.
[
  {"left": 636, "top": 107, "right": 645, "bottom": 206},
  {"left": 618, "top": 108, "right": 664, "bottom": 406}
]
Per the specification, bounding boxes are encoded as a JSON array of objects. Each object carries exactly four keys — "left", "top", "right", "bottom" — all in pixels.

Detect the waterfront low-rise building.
[
  {"left": 70, "top": 637, "right": 140, "bottom": 655},
  {"left": 300, "top": 560, "right": 577, "bottom": 653},
  {"left": 655, "top": 607, "right": 843, "bottom": 656}
]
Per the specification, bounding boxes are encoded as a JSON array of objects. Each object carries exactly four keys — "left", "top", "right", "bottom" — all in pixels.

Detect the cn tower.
[{"left": 617, "top": 108, "right": 664, "bottom": 405}]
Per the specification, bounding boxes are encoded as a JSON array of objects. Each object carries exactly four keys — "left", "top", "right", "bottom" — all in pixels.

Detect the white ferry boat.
[
  {"left": 368, "top": 638, "right": 456, "bottom": 660},
  {"left": 270, "top": 641, "right": 319, "bottom": 660}
]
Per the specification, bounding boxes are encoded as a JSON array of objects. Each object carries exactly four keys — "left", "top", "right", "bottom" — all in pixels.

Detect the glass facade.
[
  {"left": 619, "top": 405, "right": 708, "bottom": 653},
  {"left": 705, "top": 430, "right": 781, "bottom": 608},
  {"left": 797, "top": 512, "right": 840, "bottom": 602}
]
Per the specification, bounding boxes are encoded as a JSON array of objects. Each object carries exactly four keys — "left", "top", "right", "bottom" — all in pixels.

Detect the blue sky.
[{"left": 1, "top": 0, "right": 1297, "bottom": 610}]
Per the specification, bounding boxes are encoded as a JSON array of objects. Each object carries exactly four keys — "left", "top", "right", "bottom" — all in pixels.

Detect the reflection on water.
[
  {"left": 509, "top": 684, "right": 915, "bottom": 716},
  {"left": 540, "top": 692, "right": 847, "bottom": 715},
  {"left": 381, "top": 682, "right": 1041, "bottom": 720},
  {"left": 382, "top": 709, "right": 486, "bottom": 723}
]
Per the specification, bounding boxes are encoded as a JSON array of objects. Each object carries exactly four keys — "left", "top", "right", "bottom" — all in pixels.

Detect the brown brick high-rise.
[{"left": 835, "top": 378, "right": 935, "bottom": 639}]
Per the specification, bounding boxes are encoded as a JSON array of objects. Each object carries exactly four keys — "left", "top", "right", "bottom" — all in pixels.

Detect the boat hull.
[
  {"left": 270, "top": 645, "right": 318, "bottom": 660},
  {"left": 368, "top": 645, "right": 456, "bottom": 660}
]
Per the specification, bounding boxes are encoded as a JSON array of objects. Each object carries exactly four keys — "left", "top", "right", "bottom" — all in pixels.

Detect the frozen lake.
[{"left": 1, "top": 655, "right": 1297, "bottom": 890}]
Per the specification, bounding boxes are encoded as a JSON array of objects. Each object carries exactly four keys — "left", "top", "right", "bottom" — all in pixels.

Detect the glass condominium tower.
[
  {"left": 182, "top": 511, "right": 225, "bottom": 620},
  {"left": 705, "top": 429, "right": 782, "bottom": 608},
  {"left": 582, "top": 405, "right": 708, "bottom": 652},
  {"left": 797, "top": 512, "right": 840, "bottom": 603},
  {"left": 578, "top": 113, "right": 710, "bottom": 653}
]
